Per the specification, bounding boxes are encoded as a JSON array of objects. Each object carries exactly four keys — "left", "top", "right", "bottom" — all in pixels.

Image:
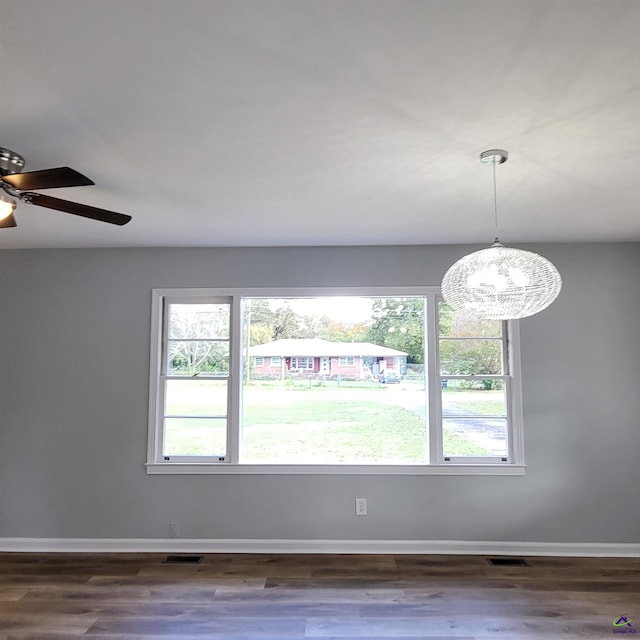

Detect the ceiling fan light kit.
[
  {"left": 0, "top": 194, "right": 16, "bottom": 220},
  {"left": 441, "top": 150, "right": 562, "bottom": 320},
  {"left": 0, "top": 146, "right": 132, "bottom": 228}
]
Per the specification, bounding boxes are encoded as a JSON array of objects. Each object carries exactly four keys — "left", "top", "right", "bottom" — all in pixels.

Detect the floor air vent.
[
  {"left": 163, "top": 555, "right": 204, "bottom": 564},
  {"left": 488, "top": 557, "right": 529, "bottom": 566}
]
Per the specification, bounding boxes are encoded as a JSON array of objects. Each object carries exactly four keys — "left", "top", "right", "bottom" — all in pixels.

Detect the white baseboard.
[{"left": 0, "top": 538, "right": 639, "bottom": 556}]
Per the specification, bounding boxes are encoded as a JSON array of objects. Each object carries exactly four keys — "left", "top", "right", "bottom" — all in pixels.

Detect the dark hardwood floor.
[{"left": 0, "top": 552, "right": 638, "bottom": 639}]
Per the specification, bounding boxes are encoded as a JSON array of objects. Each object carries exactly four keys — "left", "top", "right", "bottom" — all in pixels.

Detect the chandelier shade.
[{"left": 441, "top": 241, "right": 562, "bottom": 320}]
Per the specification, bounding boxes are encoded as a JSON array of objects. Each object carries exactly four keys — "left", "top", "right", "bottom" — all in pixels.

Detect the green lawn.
[
  {"left": 242, "top": 398, "right": 490, "bottom": 463},
  {"left": 442, "top": 390, "right": 505, "bottom": 416},
  {"left": 164, "top": 382, "right": 494, "bottom": 461}
]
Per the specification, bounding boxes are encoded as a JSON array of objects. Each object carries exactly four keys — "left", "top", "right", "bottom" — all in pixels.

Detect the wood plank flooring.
[{"left": 0, "top": 552, "right": 638, "bottom": 639}]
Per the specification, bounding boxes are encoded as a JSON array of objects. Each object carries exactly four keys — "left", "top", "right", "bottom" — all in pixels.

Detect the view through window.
[{"left": 242, "top": 296, "right": 428, "bottom": 464}]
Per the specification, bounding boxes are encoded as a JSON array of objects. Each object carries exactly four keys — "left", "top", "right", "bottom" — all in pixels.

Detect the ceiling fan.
[{"left": 0, "top": 147, "right": 132, "bottom": 228}]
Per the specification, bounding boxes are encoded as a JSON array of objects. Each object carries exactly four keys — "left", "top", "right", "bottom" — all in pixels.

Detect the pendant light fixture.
[{"left": 441, "top": 150, "right": 562, "bottom": 320}]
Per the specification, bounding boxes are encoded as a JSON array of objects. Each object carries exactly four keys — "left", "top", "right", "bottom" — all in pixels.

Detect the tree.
[
  {"left": 366, "top": 298, "right": 501, "bottom": 378},
  {"left": 366, "top": 297, "right": 425, "bottom": 363},
  {"left": 317, "top": 319, "right": 369, "bottom": 343},
  {"left": 245, "top": 298, "right": 370, "bottom": 345},
  {"left": 168, "top": 304, "right": 229, "bottom": 374},
  {"left": 438, "top": 302, "right": 503, "bottom": 389},
  {"left": 245, "top": 300, "right": 319, "bottom": 343},
  {"left": 272, "top": 304, "right": 306, "bottom": 340},
  {"left": 245, "top": 299, "right": 276, "bottom": 346}
]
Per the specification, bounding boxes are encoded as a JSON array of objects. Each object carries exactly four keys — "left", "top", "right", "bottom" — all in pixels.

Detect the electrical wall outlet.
[
  {"left": 169, "top": 521, "right": 179, "bottom": 538},
  {"left": 355, "top": 497, "right": 367, "bottom": 516}
]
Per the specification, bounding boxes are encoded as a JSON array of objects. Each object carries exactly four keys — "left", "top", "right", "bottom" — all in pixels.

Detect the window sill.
[{"left": 145, "top": 463, "right": 526, "bottom": 476}]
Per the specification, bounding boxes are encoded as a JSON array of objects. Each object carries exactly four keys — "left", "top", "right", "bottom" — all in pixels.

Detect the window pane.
[
  {"left": 163, "top": 418, "right": 227, "bottom": 457},
  {"left": 168, "top": 341, "right": 229, "bottom": 375},
  {"left": 168, "top": 303, "right": 230, "bottom": 339},
  {"left": 438, "top": 299, "right": 509, "bottom": 459},
  {"left": 165, "top": 380, "right": 228, "bottom": 416},
  {"left": 439, "top": 302, "right": 501, "bottom": 337},
  {"left": 441, "top": 379, "right": 505, "bottom": 417},
  {"left": 241, "top": 382, "right": 428, "bottom": 464},
  {"left": 439, "top": 339, "right": 503, "bottom": 375},
  {"left": 242, "top": 296, "right": 426, "bottom": 464},
  {"left": 443, "top": 417, "right": 508, "bottom": 457}
]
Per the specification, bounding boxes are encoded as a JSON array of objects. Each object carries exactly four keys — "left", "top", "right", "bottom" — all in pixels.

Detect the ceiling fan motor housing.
[{"left": 0, "top": 148, "right": 26, "bottom": 178}]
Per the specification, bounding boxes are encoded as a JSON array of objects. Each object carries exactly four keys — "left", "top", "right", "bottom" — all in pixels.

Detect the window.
[
  {"left": 153, "top": 298, "right": 231, "bottom": 462},
  {"left": 437, "top": 302, "right": 511, "bottom": 462},
  {"left": 290, "top": 356, "right": 314, "bottom": 370},
  {"left": 147, "top": 288, "right": 523, "bottom": 474}
]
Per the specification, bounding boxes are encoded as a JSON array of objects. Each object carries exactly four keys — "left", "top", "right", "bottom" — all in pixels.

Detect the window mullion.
[
  {"left": 147, "top": 292, "right": 166, "bottom": 463},
  {"left": 227, "top": 295, "right": 244, "bottom": 464},
  {"left": 506, "top": 320, "right": 524, "bottom": 464},
  {"left": 427, "top": 293, "right": 441, "bottom": 464}
]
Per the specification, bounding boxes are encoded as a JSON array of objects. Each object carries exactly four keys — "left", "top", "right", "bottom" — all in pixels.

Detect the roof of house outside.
[{"left": 249, "top": 338, "right": 407, "bottom": 357}]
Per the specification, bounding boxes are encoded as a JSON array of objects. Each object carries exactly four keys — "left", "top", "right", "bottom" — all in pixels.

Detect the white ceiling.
[{"left": 1, "top": 0, "right": 639, "bottom": 249}]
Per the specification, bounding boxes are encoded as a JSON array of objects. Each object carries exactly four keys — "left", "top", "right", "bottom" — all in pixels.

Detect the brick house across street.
[{"left": 249, "top": 338, "right": 407, "bottom": 380}]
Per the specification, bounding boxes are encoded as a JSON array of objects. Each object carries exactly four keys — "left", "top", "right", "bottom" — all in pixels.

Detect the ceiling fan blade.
[
  {"left": 0, "top": 212, "right": 17, "bottom": 228},
  {"left": 22, "top": 192, "right": 132, "bottom": 226},
  {"left": 2, "top": 167, "right": 95, "bottom": 190}
]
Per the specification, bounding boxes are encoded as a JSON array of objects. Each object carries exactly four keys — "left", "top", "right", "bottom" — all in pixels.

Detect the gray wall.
[{"left": 0, "top": 244, "right": 638, "bottom": 543}]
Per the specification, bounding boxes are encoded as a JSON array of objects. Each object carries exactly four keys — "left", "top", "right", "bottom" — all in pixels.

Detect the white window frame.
[
  {"left": 147, "top": 293, "right": 234, "bottom": 465},
  {"left": 338, "top": 356, "right": 355, "bottom": 366},
  {"left": 254, "top": 356, "right": 264, "bottom": 367},
  {"left": 433, "top": 299, "right": 520, "bottom": 466},
  {"left": 270, "top": 356, "right": 281, "bottom": 366},
  {"left": 147, "top": 287, "right": 525, "bottom": 475}
]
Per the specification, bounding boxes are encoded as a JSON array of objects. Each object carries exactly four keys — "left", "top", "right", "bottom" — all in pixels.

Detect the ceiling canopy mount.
[{"left": 479, "top": 149, "right": 508, "bottom": 165}]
